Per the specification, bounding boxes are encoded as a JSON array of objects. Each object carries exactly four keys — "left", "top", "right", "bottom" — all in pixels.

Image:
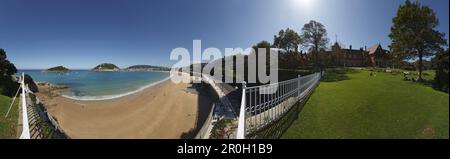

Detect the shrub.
[
  {"left": 210, "top": 119, "right": 236, "bottom": 139},
  {"left": 0, "top": 76, "right": 19, "bottom": 97},
  {"left": 433, "top": 50, "right": 449, "bottom": 93},
  {"left": 24, "top": 74, "right": 39, "bottom": 93}
]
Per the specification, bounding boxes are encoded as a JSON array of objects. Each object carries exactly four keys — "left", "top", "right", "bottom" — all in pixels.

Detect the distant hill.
[
  {"left": 45, "top": 66, "right": 70, "bottom": 72},
  {"left": 125, "top": 65, "right": 170, "bottom": 71},
  {"left": 91, "top": 63, "right": 120, "bottom": 71}
]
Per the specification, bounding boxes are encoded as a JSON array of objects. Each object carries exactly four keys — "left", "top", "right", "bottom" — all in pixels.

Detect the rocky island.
[
  {"left": 45, "top": 66, "right": 71, "bottom": 73},
  {"left": 125, "top": 65, "right": 170, "bottom": 72},
  {"left": 91, "top": 63, "right": 120, "bottom": 71}
]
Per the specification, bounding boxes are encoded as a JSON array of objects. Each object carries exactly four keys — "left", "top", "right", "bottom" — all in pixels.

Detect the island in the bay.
[
  {"left": 45, "top": 66, "right": 71, "bottom": 73},
  {"left": 125, "top": 65, "right": 170, "bottom": 72},
  {"left": 91, "top": 63, "right": 120, "bottom": 71},
  {"left": 90, "top": 63, "right": 169, "bottom": 72}
]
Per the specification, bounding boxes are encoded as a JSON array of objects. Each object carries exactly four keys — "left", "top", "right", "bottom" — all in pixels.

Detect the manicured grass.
[
  {"left": 282, "top": 68, "right": 449, "bottom": 139},
  {"left": 381, "top": 68, "right": 436, "bottom": 81},
  {"left": 0, "top": 94, "right": 18, "bottom": 138}
]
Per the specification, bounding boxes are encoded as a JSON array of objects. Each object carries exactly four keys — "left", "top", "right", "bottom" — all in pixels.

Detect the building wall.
[
  {"left": 368, "top": 46, "right": 390, "bottom": 67},
  {"left": 327, "top": 43, "right": 389, "bottom": 67}
]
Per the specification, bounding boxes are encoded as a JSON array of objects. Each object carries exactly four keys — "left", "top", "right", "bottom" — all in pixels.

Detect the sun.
[
  {"left": 292, "top": 0, "right": 313, "bottom": 7},
  {"left": 289, "top": 0, "right": 316, "bottom": 14}
]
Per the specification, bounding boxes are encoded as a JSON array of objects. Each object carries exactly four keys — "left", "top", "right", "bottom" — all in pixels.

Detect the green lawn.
[
  {"left": 0, "top": 94, "right": 18, "bottom": 138},
  {"left": 378, "top": 68, "right": 436, "bottom": 81},
  {"left": 282, "top": 68, "right": 449, "bottom": 139}
]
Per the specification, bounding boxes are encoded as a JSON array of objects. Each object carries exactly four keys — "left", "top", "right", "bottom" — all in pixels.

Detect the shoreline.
[
  {"left": 35, "top": 73, "right": 215, "bottom": 138},
  {"left": 19, "top": 69, "right": 171, "bottom": 72},
  {"left": 31, "top": 71, "right": 172, "bottom": 101},
  {"left": 61, "top": 75, "right": 172, "bottom": 101}
]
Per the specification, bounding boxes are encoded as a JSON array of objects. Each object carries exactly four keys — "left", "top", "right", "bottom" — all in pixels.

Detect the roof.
[
  {"left": 367, "top": 44, "right": 381, "bottom": 55},
  {"left": 341, "top": 49, "right": 364, "bottom": 54}
]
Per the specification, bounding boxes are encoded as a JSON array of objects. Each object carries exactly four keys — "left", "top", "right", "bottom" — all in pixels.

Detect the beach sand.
[{"left": 35, "top": 73, "right": 216, "bottom": 138}]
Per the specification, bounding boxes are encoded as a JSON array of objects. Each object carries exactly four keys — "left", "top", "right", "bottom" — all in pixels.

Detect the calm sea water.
[{"left": 17, "top": 70, "right": 170, "bottom": 100}]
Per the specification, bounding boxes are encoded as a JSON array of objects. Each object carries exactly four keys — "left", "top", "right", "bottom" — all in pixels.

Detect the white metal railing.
[
  {"left": 236, "top": 71, "right": 322, "bottom": 139},
  {"left": 19, "top": 72, "right": 31, "bottom": 139}
]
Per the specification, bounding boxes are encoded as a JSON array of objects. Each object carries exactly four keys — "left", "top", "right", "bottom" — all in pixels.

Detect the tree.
[
  {"left": 4, "top": 60, "right": 17, "bottom": 75},
  {"left": 431, "top": 48, "right": 446, "bottom": 68},
  {"left": 300, "top": 20, "right": 329, "bottom": 70},
  {"left": 432, "top": 49, "right": 449, "bottom": 92},
  {"left": 389, "top": 0, "right": 447, "bottom": 81},
  {"left": 389, "top": 45, "right": 408, "bottom": 70},
  {"left": 272, "top": 29, "right": 304, "bottom": 69},
  {"left": 1, "top": 49, "right": 17, "bottom": 76},
  {"left": 251, "top": 41, "right": 273, "bottom": 81},
  {"left": 0, "top": 48, "right": 19, "bottom": 96},
  {"left": 273, "top": 28, "right": 302, "bottom": 53},
  {"left": 253, "top": 40, "right": 272, "bottom": 52}
]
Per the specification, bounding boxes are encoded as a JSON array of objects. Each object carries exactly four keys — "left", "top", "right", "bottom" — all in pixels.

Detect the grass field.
[
  {"left": 282, "top": 68, "right": 449, "bottom": 139},
  {"left": 0, "top": 94, "right": 18, "bottom": 139}
]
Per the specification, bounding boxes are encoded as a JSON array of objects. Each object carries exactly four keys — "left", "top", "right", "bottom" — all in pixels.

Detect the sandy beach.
[{"left": 35, "top": 74, "right": 217, "bottom": 138}]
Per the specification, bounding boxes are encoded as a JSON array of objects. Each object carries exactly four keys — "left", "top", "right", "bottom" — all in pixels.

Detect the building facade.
[{"left": 326, "top": 42, "right": 390, "bottom": 67}]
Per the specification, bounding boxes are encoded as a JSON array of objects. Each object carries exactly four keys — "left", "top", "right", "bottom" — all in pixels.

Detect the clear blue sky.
[{"left": 1, "top": 0, "right": 448, "bottom": 69}]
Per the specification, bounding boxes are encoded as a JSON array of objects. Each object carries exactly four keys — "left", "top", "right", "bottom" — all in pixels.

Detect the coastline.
[
  {"left": 61, "top": 75, "right": 172, "bottom": 101},
  {"left": 35, "top": 73, "right": 215, "bottom": 138},
  {"left": 25, "top": 70, "right": 172, "bottom": 101}
]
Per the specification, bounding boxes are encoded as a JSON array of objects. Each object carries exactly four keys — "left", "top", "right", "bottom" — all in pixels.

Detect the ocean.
[{"left": 17, "top": 70, "right": 170, "bottom": 100}]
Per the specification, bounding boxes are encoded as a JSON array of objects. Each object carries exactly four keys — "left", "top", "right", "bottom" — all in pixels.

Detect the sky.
[{"left": 0, "top": 0, "right": 448, "bottom": 69}]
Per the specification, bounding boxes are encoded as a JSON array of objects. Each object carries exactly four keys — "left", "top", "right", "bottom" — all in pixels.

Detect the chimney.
[{"left": 365, "top": 46, "right": 367, "bottom": 51}]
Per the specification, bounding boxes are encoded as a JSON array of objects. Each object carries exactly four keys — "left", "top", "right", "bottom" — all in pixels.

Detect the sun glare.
[
  {"left": 290, "top": 0, "right": 316, "bottom": 13},
  {"left": 292, "top": 0, "right": 312, "bottom": 7}
]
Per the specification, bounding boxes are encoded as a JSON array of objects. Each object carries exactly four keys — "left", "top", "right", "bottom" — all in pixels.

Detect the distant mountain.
[
  {"left": 125, "top": 65, "right": 170, "bottom": 71},
  {"left": 45, "top": 66, "right": 70, "bottom": 72},
  {"left": 91, "top": 63, "right": 120, "bottom": 71}
]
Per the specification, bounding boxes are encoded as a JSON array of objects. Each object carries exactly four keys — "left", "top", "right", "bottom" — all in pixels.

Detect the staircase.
[{"left": 25, "top": 95, "right": 55, "bottom": 139}]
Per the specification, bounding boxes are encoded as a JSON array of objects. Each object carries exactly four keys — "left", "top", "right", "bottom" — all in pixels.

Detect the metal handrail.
[
  {"left": 236, "top": 71, "right": 323, "bottom": 138},
  {"left": 19, "top": 73, "right": 30, "bottom": 139}
]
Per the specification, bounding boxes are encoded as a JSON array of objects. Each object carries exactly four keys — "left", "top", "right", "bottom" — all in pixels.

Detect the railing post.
[
  {"left": 236, "top": 81, "right": 246, "bottom": 139},
  {"left": 297, "top": 74, "right": 301, "bottom": 99},
  {"left": 320, "top": 70, "right": 324, "bottom": 80},
  {"left": 320, "top": 71, "right": 322, "bottom": 80}
]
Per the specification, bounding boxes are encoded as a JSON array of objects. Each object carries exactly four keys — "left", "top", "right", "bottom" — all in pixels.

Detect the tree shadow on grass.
[
  {"left": 322, "top": 67, "right": 358, "bottom": 82},
  {"left": 407, "top": 77, "right": 447, "bottom": 93},
  {"left": 246, "top": 85, "right": 317, "bottom": 139},
  {"left": 380, "top": 69, "right": 447, "bottom": 93}
]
